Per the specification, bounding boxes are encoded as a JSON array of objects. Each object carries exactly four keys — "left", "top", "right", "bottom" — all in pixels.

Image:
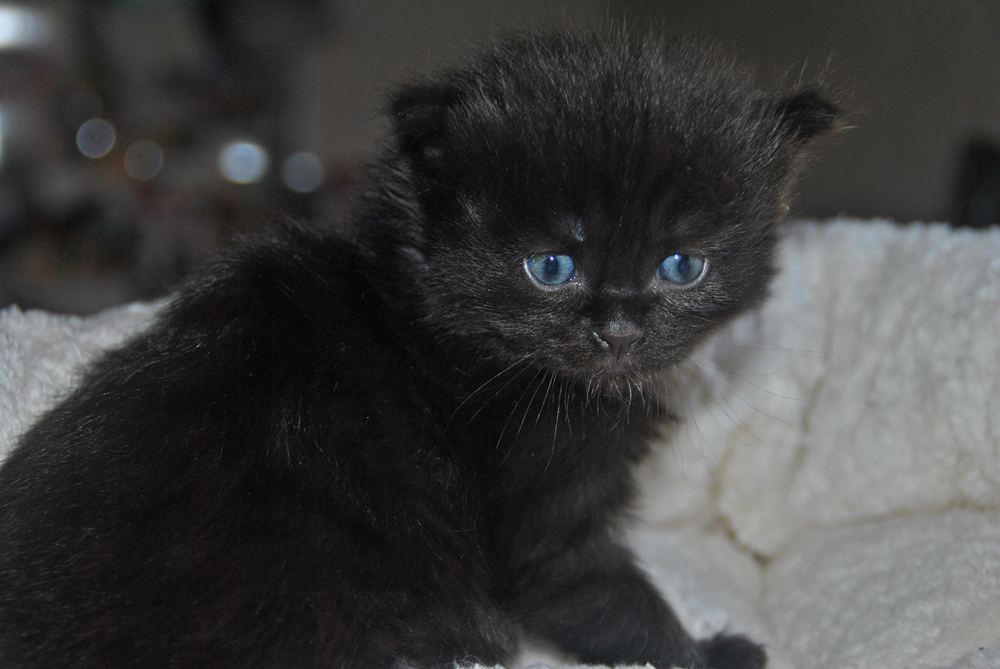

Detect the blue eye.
[
  {"left": 526, "top": 254, "right": 577, "bottom": 286},
  {"left": 658, "top": 254, "right": 705, "bottom": 285}
]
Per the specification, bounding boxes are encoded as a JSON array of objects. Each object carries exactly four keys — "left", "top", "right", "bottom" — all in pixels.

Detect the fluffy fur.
[{"left": 0, "top": 30, "right": 836, "bottom": 668}]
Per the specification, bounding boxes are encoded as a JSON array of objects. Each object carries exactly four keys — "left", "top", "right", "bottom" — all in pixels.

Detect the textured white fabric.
[
  {"left": 1, "top": 220, "right": 998, "bottom": 669},
  {"left": 635, "top": 219, "right": 1000, "bottom": 669},
  {"left": 0, "top": 301, "right": 161, "bottom": 461}
]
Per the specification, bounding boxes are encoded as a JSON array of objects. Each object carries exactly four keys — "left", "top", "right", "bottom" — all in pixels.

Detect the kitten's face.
[
  {"left": 369, "top": 32, "right": 835, "bottom": 391},
  {"left": 410, "top": 167, "right": 778, "bottom": 391}
]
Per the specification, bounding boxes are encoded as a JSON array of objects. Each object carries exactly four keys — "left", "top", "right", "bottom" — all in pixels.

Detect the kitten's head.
[{"left": 356, "top": 30, "right": 837, "bottom": 392}]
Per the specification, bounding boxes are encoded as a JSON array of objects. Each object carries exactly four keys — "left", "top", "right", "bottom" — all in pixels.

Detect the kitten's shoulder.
[
  {"left": 34, "top": 223, "right": 393, "bottom": 440},
  {"left": 148, "top": 222, "right": 390, "bottom": 375},
  {"left": 172, "top": 222, "right": 368, "bottom": 336}
]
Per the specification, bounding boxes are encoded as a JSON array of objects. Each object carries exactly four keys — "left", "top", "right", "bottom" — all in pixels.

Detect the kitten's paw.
[{"left": 696, "top": 633, "right": 766, "bottom": 669}]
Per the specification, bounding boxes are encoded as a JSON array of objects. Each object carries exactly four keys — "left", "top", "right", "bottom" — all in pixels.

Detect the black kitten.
[{"left": 0, "top": 30, "right": 836, "bottom": 668}]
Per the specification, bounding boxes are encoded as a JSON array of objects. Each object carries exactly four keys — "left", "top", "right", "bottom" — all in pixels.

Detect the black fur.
[{"left": 0, "top": 30, "right": 836, "bottom": 668}]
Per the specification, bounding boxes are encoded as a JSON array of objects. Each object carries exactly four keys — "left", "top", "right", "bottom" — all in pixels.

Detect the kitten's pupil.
[
  {"left": 543, "top": 256, "right": 561, "bottom": 279},
  {"left": 658, "top": 254, "right": 705, "bottom": 285},
  {"left": 527, "top": 254, "right": 576, "bottom": 286}
]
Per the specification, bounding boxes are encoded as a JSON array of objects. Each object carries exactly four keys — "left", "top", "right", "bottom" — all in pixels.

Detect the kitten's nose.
[{"left": 595, "top": 327, "right": 643, "bottom": 358}]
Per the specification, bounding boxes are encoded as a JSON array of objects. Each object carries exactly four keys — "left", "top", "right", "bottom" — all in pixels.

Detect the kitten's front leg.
[{"left": 504, "top": 539, "right": 765, "bottom": 669}]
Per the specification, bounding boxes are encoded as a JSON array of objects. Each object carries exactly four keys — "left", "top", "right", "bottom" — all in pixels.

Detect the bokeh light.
[
  {"left": 76, "top": 118, "right": 116, "bottom": 159},
  {"left": 124, "top": 140, "right": 164, "bottom": 181},
  {"left": 281, "top": 152, "right": 324, "bottom": 193},
  {"left": 0, "top": 5, "right": 49, "bottom": 49},
  {"left": 218, "top": 141, "right": 269, "bottom": 184}
]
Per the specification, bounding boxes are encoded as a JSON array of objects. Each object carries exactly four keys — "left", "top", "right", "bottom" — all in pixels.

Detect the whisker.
[
  {"left": 534, "top": 372, "right": 558, "bottom": 428},
  {"left": 674, "top": 361, "right": 773, "bottom": 460},
  {"left": 497, "top": 368, "right": 547, "bottom": 465},
  {"left": 455, "top": 352, "right": 536, "bottom": 405},
  {"left": 449, "top": 353, "right": 538, "bottom": 428},
  {"left": 688, "top": 354, "right": 803, "bottom": 432},
  {"left": 543, "top": 380, "right": 562, "bottom": 475},
  {"left": 515, "top": 370, "right": 551, "bottom": 440}
]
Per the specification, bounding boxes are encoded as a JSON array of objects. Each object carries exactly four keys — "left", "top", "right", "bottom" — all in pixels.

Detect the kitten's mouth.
[
  {"left": 529, "top": 332, "right": 670, "bottom": 392},
  {"left": 570, "top": 353, "right": 663, "bottom": 395},
  {"left": 597, "top": 357, "right": 653, "bottom": 381}
]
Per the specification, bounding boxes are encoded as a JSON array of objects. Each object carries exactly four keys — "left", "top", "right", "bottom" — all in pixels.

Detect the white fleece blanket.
[{"left": 2, "top": 219, "right": 999, "bottom": 669}]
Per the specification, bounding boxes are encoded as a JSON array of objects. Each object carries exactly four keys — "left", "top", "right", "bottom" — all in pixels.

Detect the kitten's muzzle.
[{"left": 593, "top": 326, "right": 643, "bottom": 358}]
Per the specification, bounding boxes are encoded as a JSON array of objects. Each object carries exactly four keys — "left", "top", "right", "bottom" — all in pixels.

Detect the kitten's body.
[{"left": 0, "top": 31, "right": 835, "bottom": 668}]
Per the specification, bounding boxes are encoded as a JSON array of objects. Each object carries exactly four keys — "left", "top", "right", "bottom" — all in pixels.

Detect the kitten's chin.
[{"left": 565, "top": 356, "right": 667, "bottom": 403}]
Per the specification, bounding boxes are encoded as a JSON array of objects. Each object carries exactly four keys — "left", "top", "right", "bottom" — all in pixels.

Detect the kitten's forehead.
[
  {"left": 387, "top": 30, "right": 834, "bottom": 269},
  {"left": 444, "top": 34, "right": 783, "bottom": 227}
]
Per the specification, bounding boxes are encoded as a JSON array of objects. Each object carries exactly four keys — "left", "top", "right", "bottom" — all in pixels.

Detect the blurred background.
[{"left": 0, "top": 0, "right": 998, "bottom": 314}]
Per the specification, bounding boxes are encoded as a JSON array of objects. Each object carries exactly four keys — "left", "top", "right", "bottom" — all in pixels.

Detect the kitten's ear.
[
  {"left": 390, "top": 83, "right": 461, "bottom": 165},
  {"left": 775, "top": 89, "right": 839, "bottom": 145}
]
